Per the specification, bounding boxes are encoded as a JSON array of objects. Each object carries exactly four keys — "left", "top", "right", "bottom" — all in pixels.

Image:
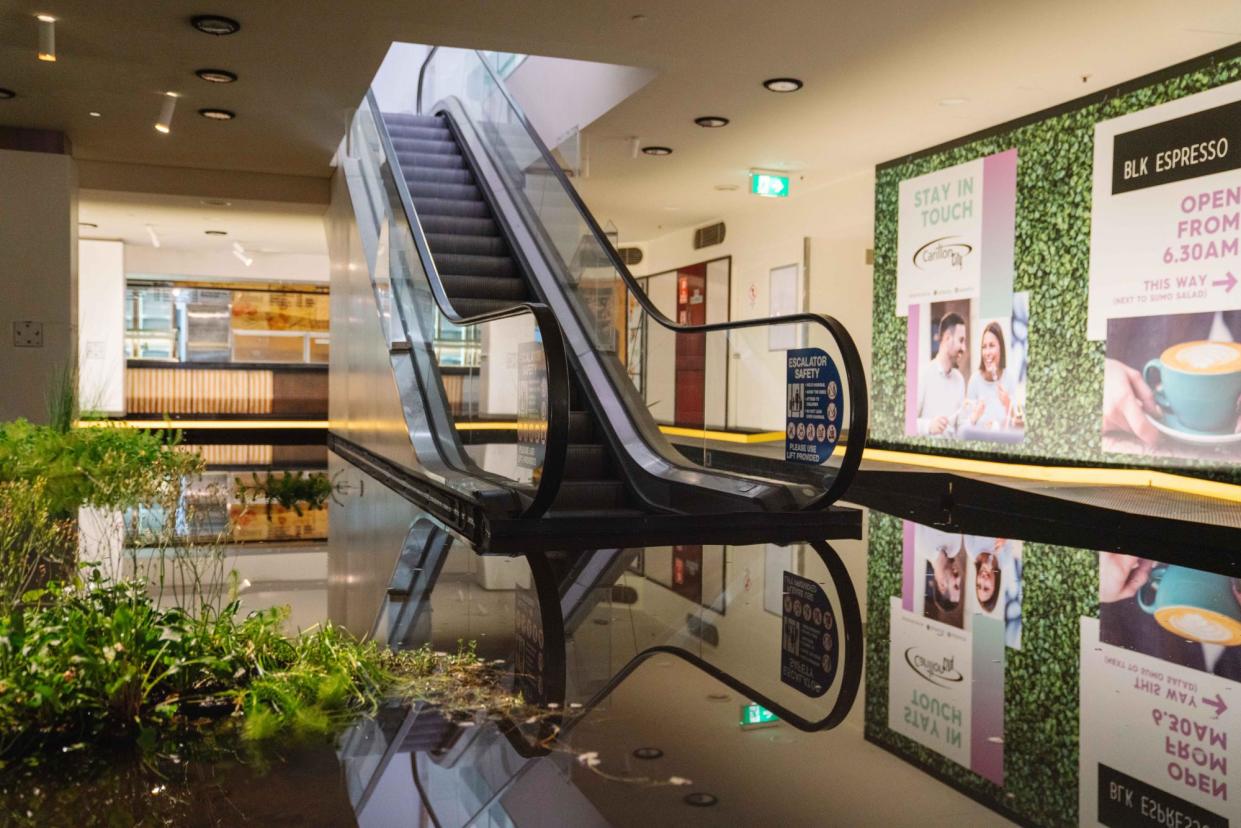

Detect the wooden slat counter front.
[{"left": 126, "top": 361, "right": 328, "bottom": 418}]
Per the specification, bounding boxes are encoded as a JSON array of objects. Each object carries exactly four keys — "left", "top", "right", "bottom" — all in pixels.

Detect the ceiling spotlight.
[
  {"left": 641, "top": 146, "right": 673, "bottom": 156},
  {"left": 191, "top": 15, "right": 240, "bottom": 36},
  {"left": 714, "top": 184, "right": 739, "bottom": 192},
  {"left": 36, "top": 14, "right": 56, "bottom": 62},
  {"left": 89, "top": 111, "right": 101, "bottom": 117},
  {"left": 204, "top": 229, "right": 227, "bottom": 235},
  {"left": 79, "top": 221, "right": 98, "bottom": 229},
  {"left": 195, "top": 68, "right": 237, "bottom": 84},
  {"left": 232, "top": 241, "right": 253, "bottom": 267},
  {"left": 632, "top": 747, "right": 664, "bottom": 760},
  {"left": 155, "top": 91, "right": 178, "bottom": 134},
  {"left": 0, "top": 89, "right": 15, "bottom": 100},
  {"left": 201, "top": 199, "right": 232, "bottom": 207},
  {"left": 762, "top": 78, "right": 803, "bottom": 93},
  {"left": 145, "top": 224, "right": 161, "bottom": 248},
  {"left": 939, "top": 97, "right": 968, "bottom": 106},
  {"left": 694, "top": 116, "right": 729, "bottom": 128},
  {"left": 198, "top": 108, "right": 235, "bottom": 121}
]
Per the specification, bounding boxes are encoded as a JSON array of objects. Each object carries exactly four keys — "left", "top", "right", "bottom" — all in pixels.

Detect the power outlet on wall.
[{"left": 12, "top": 321, "right": 44, "bottom": 348}]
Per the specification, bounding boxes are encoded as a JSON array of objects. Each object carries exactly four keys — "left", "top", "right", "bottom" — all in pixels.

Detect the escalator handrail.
[
  {"left": 416, "top": 50, "right": 867, "bottom": 508},
  {"left": 364, "top": 89, "right": 569, "bottom": 519}
]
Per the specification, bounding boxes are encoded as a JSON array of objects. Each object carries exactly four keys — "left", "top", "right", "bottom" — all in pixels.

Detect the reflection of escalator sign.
[
  {"left": 786, "top": 347, "right": 842, "bottom": 465},
  {"left": 514, "top": 588, "right": 545, "bottom": 704},
  {"left": 781, "top": 571, "right": 838, "bottom": 698},
  {"left": 517, "top": 342, "right": 547, "bottom": 475}
]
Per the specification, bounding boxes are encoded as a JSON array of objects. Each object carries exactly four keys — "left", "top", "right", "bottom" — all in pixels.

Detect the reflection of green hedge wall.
[
  {"left": 871, "top": 51, "right": 1241, "bottom": 476},
  {"left": 864, "top": 512, "right": 1098, "bottom": 826}
]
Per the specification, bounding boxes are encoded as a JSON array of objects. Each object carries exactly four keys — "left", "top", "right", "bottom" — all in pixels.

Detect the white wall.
[
  {"left": 633, "top": 171, "right": 874, "bottom": 431},
  {"left": 0, "top": 149, "right": 77, "bottom": 423},
  {"left": 507, "top": 57, "right": 657, "bottom": 148},
  {"left": 78, "top": 239, "right": 125, "bottom": 414},
  {"left": 125, "top": 246, "right": 328, "bottom": 283}
]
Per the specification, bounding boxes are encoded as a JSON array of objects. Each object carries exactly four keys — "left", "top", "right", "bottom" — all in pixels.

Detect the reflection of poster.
[
  {"left": 887, "top": 597, "right": 1005, "bottom": 783},
  {"left": 906, "top": 292, "right": 1028, "bottom": 443},
  {"left": 1079, "top": 617, "right": 1239, "bottom": 827},
  {"left": 231, "top": 291, "right": 329, "bottom": 331},
  {"left": 896, "top": 150, "right": 1016, "bottom": 317},
  {"left": 516, "top": 341, "right": 547, "bottom": 478},
  {"left": 1087, "top": 81, "right": 1241, "bottom": 340},
  {"left": 780, "top": 571, "right": 837, "bottom": 698}
]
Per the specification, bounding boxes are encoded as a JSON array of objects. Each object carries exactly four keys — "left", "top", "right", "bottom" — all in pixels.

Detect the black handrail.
[
  {"left": 363, "top": 90, "right": 569, "bottom": 519},
  {"left": 416, "top": 50, "right": 867, "bottom": 509}
]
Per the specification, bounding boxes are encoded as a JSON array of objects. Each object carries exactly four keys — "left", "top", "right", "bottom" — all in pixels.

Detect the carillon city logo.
[
  {"left": 913, "top": 235, "right": 973, "bottom": 272},
  {"left": 904, "top": 647, "right": 964, "bottom": 688}
]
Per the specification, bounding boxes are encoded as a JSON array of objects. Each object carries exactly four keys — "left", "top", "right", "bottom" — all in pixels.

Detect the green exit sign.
[
  {"left": 751, "top": 171, "right": 790, "bottom": 198},
  {"left": 739, "top": 703, "right": 780, "bottom": 729}
]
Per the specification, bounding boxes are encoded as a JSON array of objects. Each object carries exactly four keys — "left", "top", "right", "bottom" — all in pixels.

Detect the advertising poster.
[
  {"left": 896, "top": 149, "right": 1017, "bottom": 317},
  {"left": 1090, "top": 80, "right": 1241, "bottom": 461}
]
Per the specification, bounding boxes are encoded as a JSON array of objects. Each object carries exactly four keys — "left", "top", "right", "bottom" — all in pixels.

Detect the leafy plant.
[
  {"left": 235, "top": 471, "right": 340, "bottom": 519},
  {"left": 0, "top": 420, "right": 203, "bottom": 517}
]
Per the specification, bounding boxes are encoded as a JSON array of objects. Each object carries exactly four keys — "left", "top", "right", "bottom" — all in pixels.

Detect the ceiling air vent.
[
  {"left": 617, "top": 246, "right": 644, "bottom": 266},
  {"left": 693, "top": 222, "right": 726, "bottom": 250}
]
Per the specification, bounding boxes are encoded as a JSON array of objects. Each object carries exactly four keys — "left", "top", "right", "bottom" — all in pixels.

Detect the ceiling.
[{"left": 3, "top": 0, "right": 1239, "bottom": 241}]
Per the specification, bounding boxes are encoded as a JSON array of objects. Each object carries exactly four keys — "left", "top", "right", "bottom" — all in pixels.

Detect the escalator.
[{"left": 330, "top": 47, "right": 868, "bottom": 550}]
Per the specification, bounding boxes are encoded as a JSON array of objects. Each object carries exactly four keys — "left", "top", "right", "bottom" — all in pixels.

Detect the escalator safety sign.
[
  {"left": 781, "top": 571, "right": 838, "bottom": 698},
  {"left": 786, "top": 347, "right": 841, "bottom": 464}
]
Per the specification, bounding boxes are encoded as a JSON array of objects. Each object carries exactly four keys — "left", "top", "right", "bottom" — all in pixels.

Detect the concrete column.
[{"left": 0, "top": 142, "right": 77, "bottom": 423}]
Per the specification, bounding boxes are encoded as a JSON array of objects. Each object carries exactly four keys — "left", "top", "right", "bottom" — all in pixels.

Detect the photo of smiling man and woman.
[{"left": 907, "top": 293, "right": 1029, "bottom": 444}]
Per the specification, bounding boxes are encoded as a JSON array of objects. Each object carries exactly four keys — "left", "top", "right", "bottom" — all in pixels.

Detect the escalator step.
[
  {"left": 386, "top": 125, "right": 452, "bottom": 143},
  {"left": 401, "top": 152, "right": 468, "bottom": 170},
  {"left": 409, "top": 181, "right": 482, "bottom": 202},
  {"left": 405, "top": 166, "right": 473, "bottom": 186},
  {"left": 425, "top": 233, "right": 508, "bottom": 257},
  {"left": 411, "top": 198, "right": 491, "bottom": 219},
  {"left": 433, "top": 253, "right": 517, "bottom": 280},
  {"left": 384, "top": 112, "right": 446, "bottom": 129},
  {"left": 439, "top": 274, "right": 528, "bottom": 301},
  {"left": 563, "top": 444, "right": 608, "bottom": 478},
  {"left": 390, "top": 137, "right": 459, "bottom": 156},
  {"left": 420, "top": 215, "right": 500, "bottom": 237},
  {"left": 449, "top": 297, "right": 523, "bottom": 318},
  {"left": 553, "top": 481, "right": 627, "bottom": 510},
  {"left": 568, "top": 411, "right": 594, "bottom": 442}
]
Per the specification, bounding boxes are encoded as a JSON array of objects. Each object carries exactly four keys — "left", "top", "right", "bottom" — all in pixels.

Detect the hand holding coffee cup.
[{"left": 1143, "top": 340, "right": 1241, "bottom": 433}]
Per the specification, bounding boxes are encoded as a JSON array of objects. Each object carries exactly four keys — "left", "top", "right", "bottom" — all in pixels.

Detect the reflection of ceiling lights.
[
  {"left": 145, "top": 224, "right": 161, "bottom": 248},
  {"left": 195, "top": 68, "right": 237, "bottom": 84},
  {"left": 198, "top": 108, "right": 235, "bottom": 121},
  {"left": 641, "top": 146, "right": 673, "bottom": 156},
  {"left": 191, "top": 15, "right": 240, "bottom": 36},
  {"left": 36, "top": 14, "right": 56, "bottom": 62},
  {"left": 0, "top": 89, "right": 15, "bottom": 100},
  {"left": 232, "top": 242, "right": 253, "bottom": 267},
  {"left": 155, "top": 92, "right": 178, "bottom": 134},
  {"left": 694, "top": 116, "right": 729, "bottom": 128},
  {"left": 762, "top": 77, "right": 803, "bottom": 93}
]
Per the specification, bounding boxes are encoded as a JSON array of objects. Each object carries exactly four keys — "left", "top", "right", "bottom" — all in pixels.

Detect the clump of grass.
[{"left": 0, "top": 482, "right": 76, "bottom": 612}]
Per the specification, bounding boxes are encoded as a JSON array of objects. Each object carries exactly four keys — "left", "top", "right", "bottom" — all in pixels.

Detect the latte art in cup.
[
  {"left": 1162, "top": 340, "right": 1241, "bottom": 374},
  {"left": 1156, "top": 606, "right": 1241, "bottom": 646}
]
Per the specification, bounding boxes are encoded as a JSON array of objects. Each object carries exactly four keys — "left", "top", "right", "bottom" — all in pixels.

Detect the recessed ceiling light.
[
  {"left": 201, "top": 199, "right": 232, "bottom": 207},
  {"left": 939, "top": 97, "right": 968, "bottom": 106},
  {"left": 694, "top": 116, "right": 729, "bottom": 128},
  {"left": 79, "top": 221, "right": 98, "bottom": 229},
  {"left": 198, "top": 108, "right": 235, "bottom": 121},
  {"left": 196, "top": 68, "right": 237, "bottom": 84},
  {"left": 714, "top": 184, "right": 739, "bottom": 192},
  {"left": 763, "top": 77, "right": 803, "bottom": 93},
  {"left": 0, "top": 89, "right": 15, "bottom": 100},
  {"left": 204, "top": 229, "right": 227, "bottom": 236},
  {"left": 684, "top": 793, "right": 718, "bottom": 807},
  {"left": 633, "top": 747, "right": 663, "bottom": 760},
  {"left": 630, "top": 13, "right": 647, "bottom": 22},
  {"left": 191, "top": 15, "right": 240, "bottom": 36},
  {"left": 641, "top": 146, "right": 672, "bottom": 156},
  {"left": 145, "top": 224, "right": 161, "bottom": 248},
  {"left": 89, "top": 111, "right": 101, "bottom": 117}
]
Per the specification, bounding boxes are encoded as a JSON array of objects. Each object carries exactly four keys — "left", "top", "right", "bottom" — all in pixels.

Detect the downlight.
[
  {"left": 204, "top": 230, "right": 228, "bottom": 236},
  {"left": 196, "top": 68, "right": 237, "bottom": 84},
  {"left": 641, "top": 146, "right": 673, "bottom": 156},
  {"left": 191, "top": 15, "right": 240, "bottom": 36},
  {"left": 0, "top": 89, "right": 15, "bottom": 100},
  {"left": 198, "top": 108, "right": 235, "bottom": 120},
  {"left": 762, "top": 77, "right": 803, "bottom": 93},
  {"left": 36, "top": 14, "right": 56, "bottom": 62},
  {"left": 154, "top": 92, "right": 178, "bottom": 134},
  {"left": 694, "top": 116, "right": 729, "bottom": 128}
]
